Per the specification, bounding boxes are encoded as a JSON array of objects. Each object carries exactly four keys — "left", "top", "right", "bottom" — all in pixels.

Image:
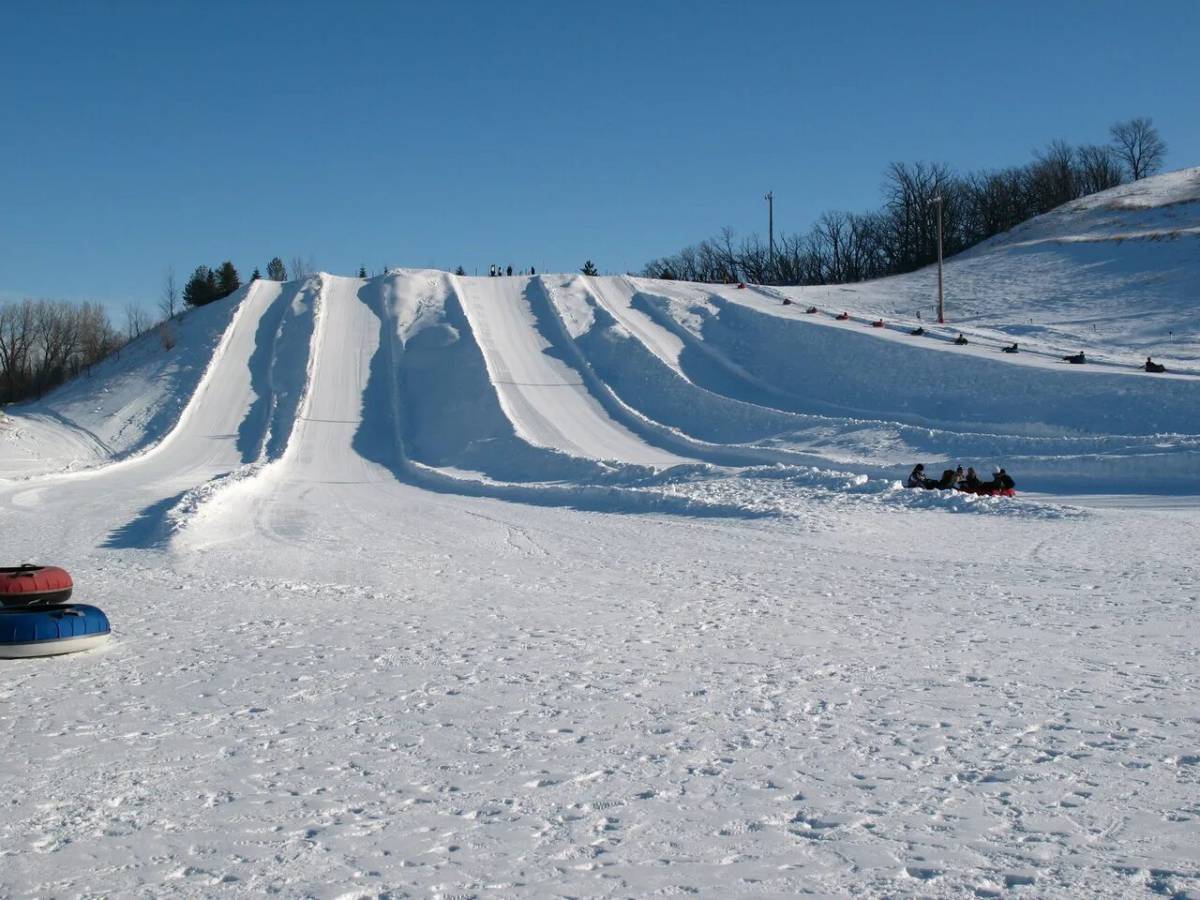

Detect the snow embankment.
[{"left": 763, "top": 167, "right": 1200, "bottom": 365}]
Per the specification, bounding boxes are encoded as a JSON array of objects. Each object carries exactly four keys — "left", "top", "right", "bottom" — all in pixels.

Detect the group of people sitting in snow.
[{"left": 907, "top": 464, "right": 1015, "bottom": 494}]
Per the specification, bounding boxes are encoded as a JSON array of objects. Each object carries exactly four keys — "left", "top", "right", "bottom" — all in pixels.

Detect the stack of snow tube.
[{"left": 1, "top": 564, "right": 110, "bottom": 658}]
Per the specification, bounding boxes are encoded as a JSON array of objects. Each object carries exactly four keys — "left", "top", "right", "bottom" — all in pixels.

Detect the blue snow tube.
[{"left": 0, "top": 604, "right": 111, "bottom": 659}]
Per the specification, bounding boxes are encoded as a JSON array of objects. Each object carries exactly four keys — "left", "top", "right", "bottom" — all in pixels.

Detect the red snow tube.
[
  {"left": 955, "top": 487, "right": 1016, "bottom": 498},
  {"left": 0, "top": 565, "right": 74, "bottom": 607}
]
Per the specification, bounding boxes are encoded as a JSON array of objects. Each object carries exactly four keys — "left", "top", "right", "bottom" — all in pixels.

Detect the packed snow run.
[{"left": 1, "top": 169, "right": 1199, "bottom": 897}]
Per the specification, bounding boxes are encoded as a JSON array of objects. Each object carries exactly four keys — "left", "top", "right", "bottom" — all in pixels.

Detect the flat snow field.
[{"left": 2, "top": 467, "right": 1199, "bottom": 898}]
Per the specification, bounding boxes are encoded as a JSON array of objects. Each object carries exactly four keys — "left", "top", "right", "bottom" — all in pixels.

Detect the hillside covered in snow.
[
  {"left": 4, "top": 167, "right": 1199, "bottom": 498},
  {"left": 1, "top": 169, "right": 1198, "bottom": 898}
]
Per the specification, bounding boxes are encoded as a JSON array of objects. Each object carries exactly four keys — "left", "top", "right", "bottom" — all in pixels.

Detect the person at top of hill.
[
  {"left": 1145, "top": 357, "right": 1167, "bottom": 373},
  {"left": 1064, "top": 351, "right": 1086, "bottom": 364},
  {"left": 531, "top": 266, "right": 536, "bottom": 275},
  {"left": 506, "top": 265, "right": 513, "bottom": 276},
  {"left": 954, "top": 333, "right": 969, "bottom": 345},
  {"left": 1003, "top": 342, "right": 1019, "bottom": 353},
  {"left": 489, "top": 264, "right": 496, "bottom": 277}
]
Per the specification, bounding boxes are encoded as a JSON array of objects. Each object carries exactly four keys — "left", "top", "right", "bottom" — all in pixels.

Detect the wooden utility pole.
[
  {"left": 932, "top": 195, "right": 945, "bottom": 323},
  {"left": 765, "top": 191, "right": 774, "bottom": 279}
]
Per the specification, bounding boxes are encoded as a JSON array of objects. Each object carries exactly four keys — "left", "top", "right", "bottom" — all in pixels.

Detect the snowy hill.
[
  {"left": 5, "top": 168, "right": 1199, "bottom": 498},
  {"left": 2, "top": 172, "right": 1200, "bottom": 898},
  {"left": 768, "top": 166, "right": 1200, "bottom": 365}
]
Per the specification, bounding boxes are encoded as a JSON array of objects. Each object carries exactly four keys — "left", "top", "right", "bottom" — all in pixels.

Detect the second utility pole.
[
  {"left": 765, "top": 191, "right": 774, "bottom": 280},
  {"left": 934, "top": 194, "right": 945, "bottom": 323}
]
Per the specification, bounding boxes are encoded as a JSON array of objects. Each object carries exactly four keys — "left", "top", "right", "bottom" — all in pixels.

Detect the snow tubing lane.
[
  {"left": 0, "top": 565, "right": 74, "bottom": 607},
  {"left": 0, "top": 604, "right": 110, "bottom": 658}
]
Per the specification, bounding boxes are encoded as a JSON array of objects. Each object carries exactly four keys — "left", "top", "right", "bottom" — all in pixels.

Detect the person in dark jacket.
[
  {"left": 907, "top": 464, "right": 931, "bottom": 489},
  {"left": 1145, "top": 357, "right": 1166, "bottom": 373},
  {"left": 1064, "top": 351, "right": 1086, "bottom": 364},
  {"left": 910, "top": 326, "right": 925, "bottom": 336},
  {"left": 978, "top": 468, "right": 1016, "bottom": 492},
  {"left": 1002, "top": 342, "right": 1019, "bottom": 353},
  {"left": 963, "top": 467, "right": 982, "bottom": 490},
  {"left": 937, "top": 466, "right": 962, "bottom": 489},
  {"left": 954, "top": 333, "right": 969, "bottom": 345}
]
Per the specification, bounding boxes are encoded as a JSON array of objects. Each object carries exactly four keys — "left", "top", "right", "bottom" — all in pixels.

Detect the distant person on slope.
[
  {"left": 1145, "top": 357, "right": 1167, "bottom": 373},
  {"left": 531, "top": 266, "right": 536, "bottom": 275},
  {"left": 1002, "top": 342, "right": 1019, "bottom": 353},
  {"left": 1063, "top": 351, "right": 1086, "bottom": 364},
  {"left": 954, "top": 333, "right": 969, "bottom": 346},
  {"left": 506, "top": 265, "right": 513, "bottom": 276}
]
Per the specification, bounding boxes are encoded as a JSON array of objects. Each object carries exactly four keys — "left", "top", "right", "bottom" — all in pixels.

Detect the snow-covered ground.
[{"left": 1, "top": 170, "right": 1199, "bottom": 897}]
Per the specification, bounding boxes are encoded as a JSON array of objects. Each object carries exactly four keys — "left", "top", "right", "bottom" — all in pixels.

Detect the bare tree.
[
  {"left": 0, "top": 300, "right": 37, "bottom": 402},
  {"left": 1025, "top": 140, "right": 1080, "bottom": 213},
  {"left": 290, "top": 255, "right": 316, "bottom": 282},
  {"left": 159, "top": 266, "right": 178, "bottom": 321},
  {"left": 1076, "top": 144, "right": 1125, "bottom": 195},
  {"left": 124, "top": 302, "right": 152, "bottom": 340},
  {"left": 1110, "top": 117, "right": 1167, "bottom": 181}
]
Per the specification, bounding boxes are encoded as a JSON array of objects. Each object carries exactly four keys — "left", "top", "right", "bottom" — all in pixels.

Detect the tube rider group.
[{"left": 907, "top": 464, "right": 1016, "bottom": 497}]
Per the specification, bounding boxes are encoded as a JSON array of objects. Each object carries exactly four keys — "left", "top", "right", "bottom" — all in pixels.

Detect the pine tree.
[
  {"left": 581, "top": 260, "right": 599, "bottom": 276},
  {"left": 183, "top": 266, "right": 214, "bottom": 307},
  {"left": 358, "top": 265, "right": 367, "bottom": 278},
  {"left": 266, "top": 257, "right": 287, "bottom": 281},
  {"left": 250, "top": 268, "right": 261, "bottom": 281},
  {"left": 204, "top": 267, "right": 219, "bottom": 302},
  {"left": 216, "top": 261, "right": 241, "bottom": 298}
]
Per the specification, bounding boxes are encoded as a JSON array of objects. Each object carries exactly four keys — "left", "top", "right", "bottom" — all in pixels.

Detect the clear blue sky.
[{"left": 2, "top": 0, "right": 1197, "bottom": 313}]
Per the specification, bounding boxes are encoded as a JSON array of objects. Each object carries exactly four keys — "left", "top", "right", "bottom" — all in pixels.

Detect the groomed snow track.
[{"left": 4, "top": 258, "right": 1200, "bottom": 551}]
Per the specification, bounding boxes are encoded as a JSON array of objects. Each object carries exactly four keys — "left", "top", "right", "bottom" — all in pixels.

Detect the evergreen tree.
[
  {"left": 358, "top": 265, "right": 367, "bottom": 278},
  {"left": 183, "top": 266, "right": 215, "bottom": 307},
  {"left": 216, "top": 261, "right": 241, "bottom": 298},
  {"left": 581, "top": 260, "right": 599, "bottom": 276},
  {"left": 204, "top": 267, "right": 219, "bottom": 301},
  {"left": 250, "top": 268, "right": 261, "bottom": 281},
  {"left": 454, "top": 265, "right": 466, "bottom": 276},
  {"left": 266, "top": 257, "right": 287, "bottom": 281}
]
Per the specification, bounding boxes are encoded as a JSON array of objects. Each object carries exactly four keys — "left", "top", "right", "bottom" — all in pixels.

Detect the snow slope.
[
  {"left": 1, "top": 171, "right": 1199, "bottom": 898},
  {"left": 765, "top": 166, "right": 1200, "bottom": 366}
]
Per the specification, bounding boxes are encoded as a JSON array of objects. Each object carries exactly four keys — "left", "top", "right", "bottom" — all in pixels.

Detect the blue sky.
[{"left": 2, "top": 0, "right": 1197, "bottom": 312}]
